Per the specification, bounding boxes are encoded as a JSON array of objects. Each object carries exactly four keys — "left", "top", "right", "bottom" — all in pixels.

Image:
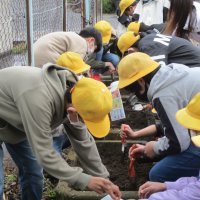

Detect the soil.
[{"left": 96, "top": 142, "right": 153, "bottom": 191}]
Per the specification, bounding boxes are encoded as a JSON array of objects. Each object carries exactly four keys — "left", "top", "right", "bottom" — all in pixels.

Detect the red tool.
[{"left": 128, "top": 144, "right": 137, "bottom": 178}]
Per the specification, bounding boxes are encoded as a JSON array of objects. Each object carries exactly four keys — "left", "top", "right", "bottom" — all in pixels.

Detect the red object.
[
  {"left": 128, "top": 144, "right": 137, "bottom": 177},
  {"left": 90, "top": 70, "right": 102, "bottom": 81}
]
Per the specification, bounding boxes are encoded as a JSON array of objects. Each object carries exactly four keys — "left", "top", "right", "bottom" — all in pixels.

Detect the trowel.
[{"left": 121, "top": 124, "right": 128, "bottom": 163}]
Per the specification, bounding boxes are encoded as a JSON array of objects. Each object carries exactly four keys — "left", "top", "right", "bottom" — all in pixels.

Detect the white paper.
[
  {"left": 132, "top": 104, "right": 143, "bottom": 111},
  {"left": 109, "top": 81, "right": 126, "bottom": 121},
  {"left": 101, "top": 194, "right": 123, "bottom": 200}
]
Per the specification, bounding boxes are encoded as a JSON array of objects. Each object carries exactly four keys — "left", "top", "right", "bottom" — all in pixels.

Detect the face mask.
[{"left": 87, "top": 41, "right": 95, "bottom": 54}]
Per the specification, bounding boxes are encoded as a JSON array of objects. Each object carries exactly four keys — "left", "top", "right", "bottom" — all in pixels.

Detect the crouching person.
[
  {"left": 139, "top": 92, "right": 200, "bottom": 200},
  {"left": 0, "top": 64, "right": 121, "bottom": 200}
]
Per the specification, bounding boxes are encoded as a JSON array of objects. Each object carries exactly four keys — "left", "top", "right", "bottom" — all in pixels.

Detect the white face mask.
[{"left": 86, "top": 41, "right": 96, "bottom": 55}]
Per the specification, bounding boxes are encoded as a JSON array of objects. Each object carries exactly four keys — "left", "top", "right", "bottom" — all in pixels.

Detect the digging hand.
[
  {"left": 120, "top": 124, "right": 135, "bottom": 139},
  {"left": 87, "top": 177, "right": 122, "bottom": 200}
]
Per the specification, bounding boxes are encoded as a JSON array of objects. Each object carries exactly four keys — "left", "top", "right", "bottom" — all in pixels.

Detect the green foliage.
[
  {"left": 48, "top": 190, "right": 56, "bottom": 199},
  {"left": 12, "top": 42, "right": 27, "bottom": 54},
  {"left": 103, "top": 0, "right": 115, "bottom": 13},
  {"left": 5, "top": 175, "right": 17, "bottom": 183}
]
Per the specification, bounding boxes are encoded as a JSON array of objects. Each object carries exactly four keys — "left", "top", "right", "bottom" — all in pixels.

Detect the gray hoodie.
[
  {"left": 0, "top": 64, "right": 109, "bottom": 190},
  {"left": 147, "top": 63, "right": 200, "bottom": 156}
]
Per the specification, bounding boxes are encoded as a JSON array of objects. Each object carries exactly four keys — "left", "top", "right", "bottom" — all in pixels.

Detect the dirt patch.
[{"left": 96, "top": 142, "right": 153, "bottom": 191}]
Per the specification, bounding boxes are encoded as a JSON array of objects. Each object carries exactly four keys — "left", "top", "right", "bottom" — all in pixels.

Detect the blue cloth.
[
  {"left": 53, "top": 134, "right": 71, "bottom": 155},
  {"left": 0, "top": 140, "right": 44, "bottom": 200},
  {"left": 95, "top": 46, "right": 120, "bottom": 74},
  {"left": 149, "top": 143, "right": 200, "bottom": 182}
]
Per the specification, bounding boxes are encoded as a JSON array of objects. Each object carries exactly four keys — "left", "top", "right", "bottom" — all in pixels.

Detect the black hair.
[
  {"left": 124, "top": 66, "right": 161, "bottom": 92},
  {"left": 164, "top": 0, "right": 194, "bottom": 39},
  {"left": 79, "top": 27, "right": 102, "bottom": 52},
  {"left": 125, "top": 1, "right": 138, "bottom": 13}
]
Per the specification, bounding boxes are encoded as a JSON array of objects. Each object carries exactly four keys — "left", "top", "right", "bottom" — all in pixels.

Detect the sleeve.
[
  {"left": 155, "top": 120, "right": 165, "bottom": 137},
  {"left": 140, "top": 23, "right": 166, "bottom": 33},
  {"left": 165, "top": 177, "right": 199, "bottom": 191},
  {"left": 86, "top": 53, "right": 106, "bottom": 69},
  {"left": 152, "top": 97, "right": 190, "bottom": 156},
  {"left": 16, "top": 91, "right": 91, "bottom": 190},
  {"left": 149, "top": 179, "right": 200, "bottom": 200},
  {"left": 63, "top": 121, "right": 109, "bottom": 179}
]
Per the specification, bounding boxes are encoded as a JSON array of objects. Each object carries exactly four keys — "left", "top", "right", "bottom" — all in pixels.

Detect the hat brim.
[
  {"left": 102, "top": 34, "right": 111, "bottom": 44},
  {"left": 118, "top": 62, "right": 159, "bottom": 89},
  {"left": 176, "top": 108, "right": 200, "bottom": 131},
  {"left": 192, "top": 135, "right": 200, "bottom": 147},
  {"left": 84, "top": 115, "right": 110, "bottom": 138},
  {"left": 75, "top": 64, "right": 91, "bottom": 74}
]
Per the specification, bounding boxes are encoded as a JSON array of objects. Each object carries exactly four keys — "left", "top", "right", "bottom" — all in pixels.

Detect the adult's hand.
[
  {"left": 87, "top": 177, "right": 122, "bottom": 200},
  {"left": 138, "top": 181, "right": 166, "bottom": 198}
]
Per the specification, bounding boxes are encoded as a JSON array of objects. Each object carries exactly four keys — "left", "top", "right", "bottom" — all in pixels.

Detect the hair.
[
  {"left": 163, "top": 0, "right": 194, "bottom": 39},
  {"left": 125, "top": 1, "right": 138, "bottom": 13},
  {"left": 79, "top": 27, "right": 102, "bottom": 52},
  {"left": 124, "top": 66, "right": 161, "bottom": 92}
]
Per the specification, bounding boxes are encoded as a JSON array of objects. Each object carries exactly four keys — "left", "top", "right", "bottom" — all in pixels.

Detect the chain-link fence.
[
  {"left": 0, "top": 0, "right": 27, "bottom": 68},
  {"left": 0, "top": 0, "right": 102, "bottom": 68},
  {"left": 0, "top": 0, "right": 65, "bottom": 68}
]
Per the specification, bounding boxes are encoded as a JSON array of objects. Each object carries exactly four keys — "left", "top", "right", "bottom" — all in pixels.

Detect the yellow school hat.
[
  {"left": 56, "top": 52, "right": 90, "bottom": 74},
  {"left": 95, "top": 20, "right": 112, "bottom": 44},
  {"left": 72, "top": 77, "right": 113, "bottom": 138},
  {"left": 118, "top": 52, "right": 160, "bottom": 89},
  {"left": 117, "top": 31, "right": 140, "bottom": 55},
  {"left": 119, "top": 0, "right": 136, "bottom": 16},
  {"left": 176, "top": 92, "right": 200, "bottom": 147}
]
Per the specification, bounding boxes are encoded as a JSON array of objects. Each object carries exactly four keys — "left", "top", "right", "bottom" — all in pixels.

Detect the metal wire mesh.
[
  {"left": 33, "top": 0, "right": 63, "bottom": 41},
  {"left": 67, "top": 0, "right": 82, "bottom": 33},
  {"left": 0, "top": 0, "right": 27, "bottom": 68},
  {"left": 0, "top": 0, "right": 64, "bottom": 68},
  {"left": 0, "top": 0, "right": 101, "bottom": 69}
]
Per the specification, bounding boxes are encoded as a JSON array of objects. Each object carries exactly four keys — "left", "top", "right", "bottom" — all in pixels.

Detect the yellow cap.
[
  {"left": 117, "top": 31, "right": 140, "bottom": 55},
  {"left": 176, "top": 92, "right": 200, "bottom": 147},
  {"left": 128, "top": 22, "right": 140, "bottom": 33},
  {"left": 117, "top": 52, "right": 160, "bottom": 89},
  {"left": 94, "top": 20, "right": 112, "bottom": 44},
  {"left": 56, "top": 52, "right": 90, "bottom": 74},
  {"left": 72, "top": 77, "right": 113, "bottom": 138},
  {"left": 119, "top": 0, "right": 136, "bottom": 16}
]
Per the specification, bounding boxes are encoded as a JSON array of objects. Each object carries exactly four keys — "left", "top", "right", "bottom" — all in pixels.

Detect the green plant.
[
  {"left": 12, "top": 42, "right": 27, "bottom": 54},
  {"left": 103, "top": 0, "right": 115, "bottom": 13},
  {"left": 5, "top": 175, "right": 17, "bottom": 183}
]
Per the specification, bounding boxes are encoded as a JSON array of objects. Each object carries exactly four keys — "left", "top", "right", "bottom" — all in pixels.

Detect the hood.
[
  {"left": 147, "top": 63, "right": 190, "bottom": 101},
  {"left": 42, "top": 63, "right": 78, "bottom": 126}
]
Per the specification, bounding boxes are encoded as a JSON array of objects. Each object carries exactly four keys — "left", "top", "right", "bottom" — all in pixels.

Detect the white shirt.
[{"left": 134, "top": 0, "right": 170, "bottom": 25}]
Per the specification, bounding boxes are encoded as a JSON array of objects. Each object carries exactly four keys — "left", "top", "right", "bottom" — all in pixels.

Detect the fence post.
[
  {"left": 85, "top": 0, "right": 90, "bottom": 26},
  {"left": 63, "top": 0, "right": 67, "bottom": 31},
  {"left": 25, "top": 0, "right": 34, "bottom": 66},
  {"left": 96, "top": 0, "right": 102, "bottom": 22}
]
